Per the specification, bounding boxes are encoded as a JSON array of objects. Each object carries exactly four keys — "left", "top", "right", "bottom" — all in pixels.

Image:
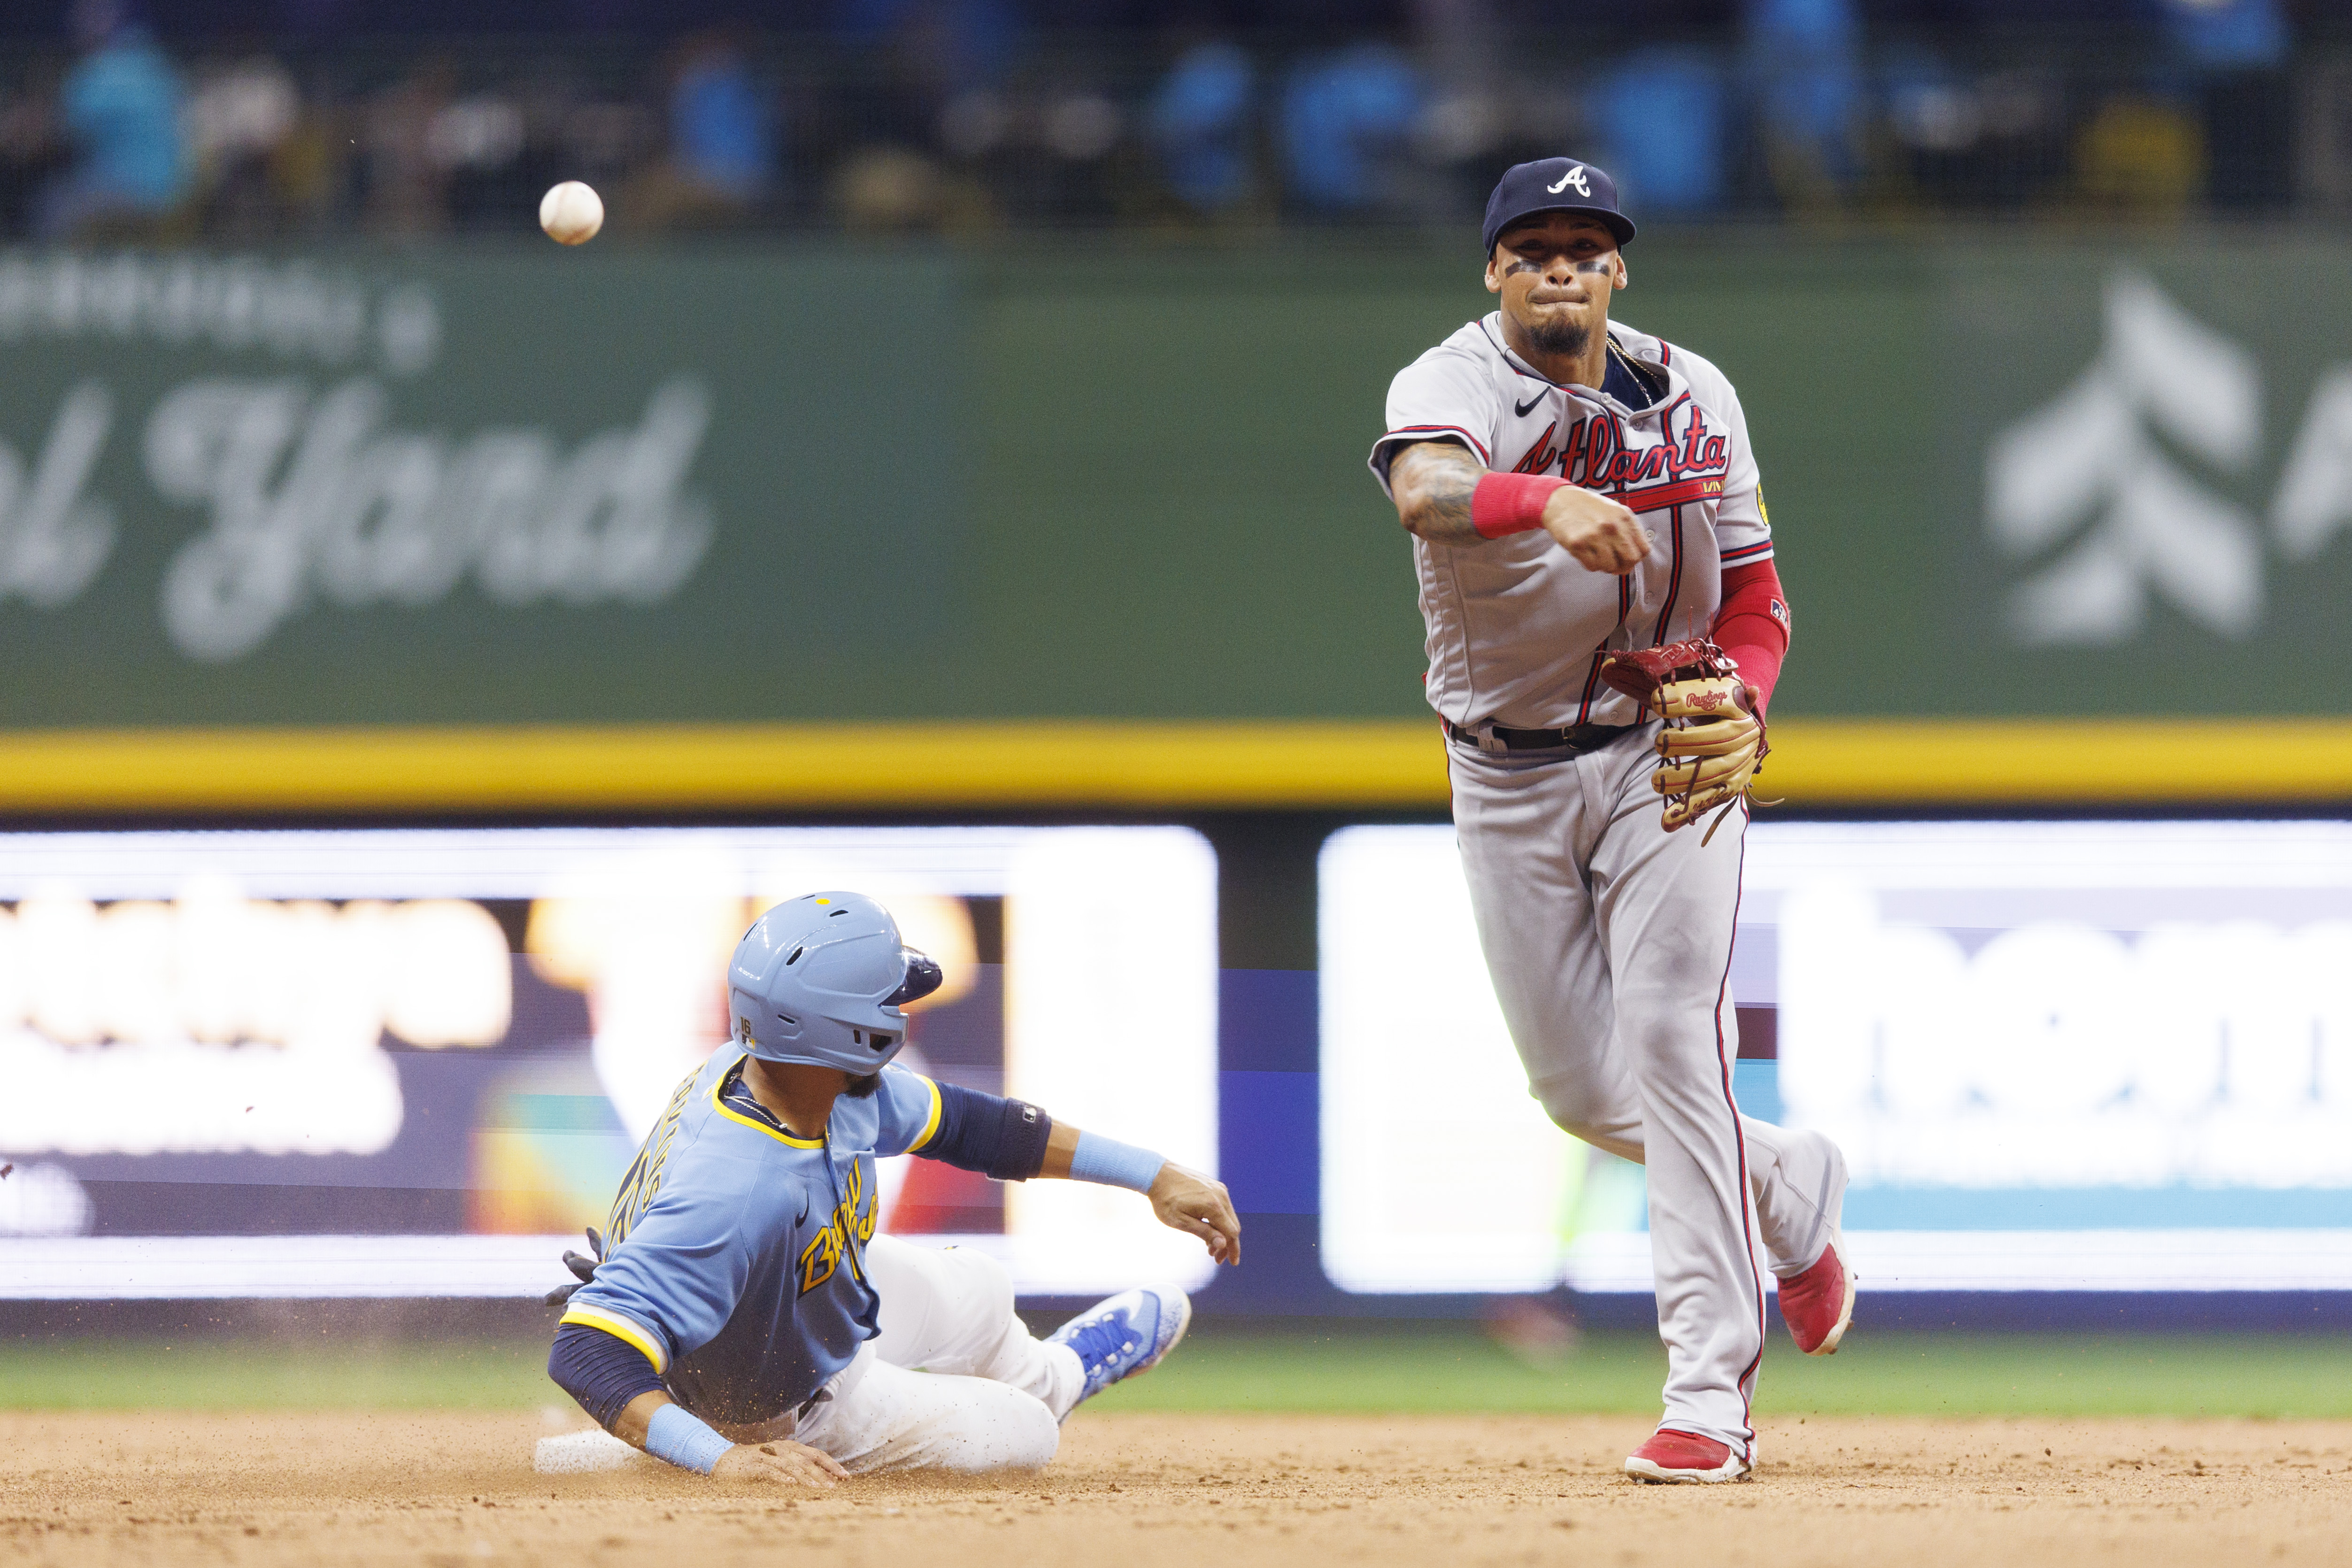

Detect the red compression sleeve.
[
  {"left": 1470, "top": 472, "right": 1566, "bottom": 539},
  {"left": 1712, "top": 558, "right": 1792, "bottom": 714}
]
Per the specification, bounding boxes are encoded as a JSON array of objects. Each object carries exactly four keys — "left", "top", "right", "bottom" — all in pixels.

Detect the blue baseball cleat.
[{"left": 1047, "top": 1286, "right": 1192, "bottom": 1410}]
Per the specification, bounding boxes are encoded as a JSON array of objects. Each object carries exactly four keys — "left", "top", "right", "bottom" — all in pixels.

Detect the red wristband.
[{"left": 1471, "top": 472, "right": 1566, "bottom": 539}]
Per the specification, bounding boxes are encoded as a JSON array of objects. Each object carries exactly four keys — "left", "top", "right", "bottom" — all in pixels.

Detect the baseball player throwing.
[
  {"left": 538, "top": 892, "right": 1240, "bottom": 1483},
  {"left": 1369, "top": 158, "right": 1854, "bottom": 1483}
]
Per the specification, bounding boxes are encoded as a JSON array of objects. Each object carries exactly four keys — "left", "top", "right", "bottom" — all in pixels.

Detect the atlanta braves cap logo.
[{"left": 1481, "top": 156, "right": 1635, "bottom": 257}]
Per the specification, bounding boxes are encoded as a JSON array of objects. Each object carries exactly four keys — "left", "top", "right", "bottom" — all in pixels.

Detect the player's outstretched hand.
[
  {"left": 1149, "top": 1162, "right": 1242, "bottom": 1266},
  {"left": 1539, "top": 485, "right": 1651, "bottom": 575},
  {"left": 711, "top": 1440, "right": 848, "bottom": 1489}
]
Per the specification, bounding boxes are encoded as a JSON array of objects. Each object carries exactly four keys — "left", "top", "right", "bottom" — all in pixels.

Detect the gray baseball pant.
[{"left": 1449, "top": 725, "right": 1840, "bottom": 1460}]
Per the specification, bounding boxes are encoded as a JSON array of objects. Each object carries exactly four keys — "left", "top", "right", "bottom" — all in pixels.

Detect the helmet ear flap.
[{"left": 731, "top": 996, "right": 802, "bottom": 1046}]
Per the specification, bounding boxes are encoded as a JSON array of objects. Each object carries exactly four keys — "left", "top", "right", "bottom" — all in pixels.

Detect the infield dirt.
[{"left": 5, "top": 1410, "right": 2349, "bottom": 1567}]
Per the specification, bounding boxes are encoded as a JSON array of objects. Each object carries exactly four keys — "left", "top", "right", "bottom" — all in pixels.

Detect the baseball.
[{"left": 539, "top": 181, "right": 604, "bottom": 245}]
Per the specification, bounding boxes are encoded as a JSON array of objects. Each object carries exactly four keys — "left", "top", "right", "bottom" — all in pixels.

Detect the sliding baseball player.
[{"left": 538, "top": 891, "right": 1240, "bottom": 1482}]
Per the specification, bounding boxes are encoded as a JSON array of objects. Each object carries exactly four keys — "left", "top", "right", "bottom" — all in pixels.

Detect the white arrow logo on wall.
[{"left": 1986, "top": 271, "right": 2263, "bottom": 644}]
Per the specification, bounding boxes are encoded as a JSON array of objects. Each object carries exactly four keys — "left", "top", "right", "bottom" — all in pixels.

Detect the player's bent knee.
[
  {"left": 1532, "top": 1074, "right": 1638, "bottom": 1157},
  {"left": 933, "top": 1386, "right": 1060, "bottom": 1473},
  {"left": 939, "top": 1244, "right": 1017, "bottom": 1324},
  {"left": 999, "top": 1393, "right": 1062, "bottom": 1469},
  {"left": 935, "top": 1245, "right": 1025, "bottom": 1370},
  {"left": 1533, "top": 1076, "right": 1597, "bottom": 1136}
]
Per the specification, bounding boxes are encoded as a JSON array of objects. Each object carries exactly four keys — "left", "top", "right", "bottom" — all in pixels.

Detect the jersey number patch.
[{"left": 605, "top": 1067, "right": 699, "bottom": 1245}]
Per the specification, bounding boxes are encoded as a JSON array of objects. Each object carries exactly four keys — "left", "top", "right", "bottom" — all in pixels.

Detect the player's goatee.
[
  {"left": 1525, "top": 319, "right": 1589, "bottom": 358},
  {"left": 846, "top": 1072, "right": 883, "bottom": 1099}
]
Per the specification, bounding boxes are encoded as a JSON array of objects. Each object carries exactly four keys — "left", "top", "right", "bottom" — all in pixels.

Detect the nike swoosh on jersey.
[{"left": 1513, "top": 392, "right": 1548, "bottom": 417}]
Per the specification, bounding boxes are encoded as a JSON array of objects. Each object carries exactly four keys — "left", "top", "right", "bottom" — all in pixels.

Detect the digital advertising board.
[
  {"left": 0, "top": 825, "right": 1219, "bottom": 1299},
  {"left": 1321, "top": 820, "right": 2352, "bottom": 1297}
]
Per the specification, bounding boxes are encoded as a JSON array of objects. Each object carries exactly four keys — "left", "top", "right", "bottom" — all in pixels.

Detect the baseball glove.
[{"left": 1596, "top": 638, "right": 1769, "bottom": 842}]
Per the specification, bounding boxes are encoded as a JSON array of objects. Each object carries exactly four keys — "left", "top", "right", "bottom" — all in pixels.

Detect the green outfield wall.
[{"left": 0, "top": 236, "right": 2347, "bottom": 806}]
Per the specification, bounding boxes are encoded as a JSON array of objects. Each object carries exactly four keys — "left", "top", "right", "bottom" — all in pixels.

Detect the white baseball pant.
[
  {"left": 1449, "top": 725, "right": 1842, "bottom": 1459},
  {"left": 536, "top": 1236, "right": 1084, "bottom": 1477}
]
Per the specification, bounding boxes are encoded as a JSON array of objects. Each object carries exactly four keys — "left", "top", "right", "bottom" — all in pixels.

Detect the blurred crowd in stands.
[{"left": 0, "top": 0, "right": 2345, "bottom": 242}]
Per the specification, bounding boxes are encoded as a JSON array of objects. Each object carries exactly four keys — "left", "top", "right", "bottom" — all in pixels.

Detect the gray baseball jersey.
[
  {"left": 1368, "top": 315, "right": 1773, "bottom": 732},
  {"left": 1370, "top": 311, "right": 1840, "bottom": 1463}
]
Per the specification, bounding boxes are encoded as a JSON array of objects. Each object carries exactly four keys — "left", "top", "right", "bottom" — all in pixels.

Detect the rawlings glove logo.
[{"left": 1596, "top": 639, "right": 1769, "bottom": 843}]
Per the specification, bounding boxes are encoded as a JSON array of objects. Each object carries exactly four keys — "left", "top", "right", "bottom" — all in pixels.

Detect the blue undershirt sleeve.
[{"left": 547, "top": 1322, "right": 668, "bottom": 1431}]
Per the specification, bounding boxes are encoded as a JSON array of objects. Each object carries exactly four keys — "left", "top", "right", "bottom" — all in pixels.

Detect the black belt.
[{"left": 1445, "top": 718, "right": 1636, "bottom": 754}]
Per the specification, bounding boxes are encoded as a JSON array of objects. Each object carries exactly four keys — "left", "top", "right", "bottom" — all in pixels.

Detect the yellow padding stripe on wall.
[
  {"left": 0, "top": 722, "right": 1448, "bottom": 810},
  {"left": 0, "top": 718, "right": 2335, "bottom": 811},
  {"left": 1760, "top": 718, "right": 2317, "bottom": 803}
]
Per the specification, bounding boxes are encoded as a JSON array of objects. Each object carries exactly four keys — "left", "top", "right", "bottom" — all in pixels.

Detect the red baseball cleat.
[
  {"left": 1778, "top": 1238, "right": 1857, "bottom": 1355},
  {"left": 1624, "top": 1429, "right": 1751, "bottom": 1484}
]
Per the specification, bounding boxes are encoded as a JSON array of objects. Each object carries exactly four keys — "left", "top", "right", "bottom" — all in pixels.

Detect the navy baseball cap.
[{"left": 1481, "top": 157, "right": 1637, "bottom": 257}]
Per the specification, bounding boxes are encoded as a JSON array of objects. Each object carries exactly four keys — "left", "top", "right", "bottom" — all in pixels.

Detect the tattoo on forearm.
[{"left": 1390, "top": 441, "right": 1489, "bottom": 546}]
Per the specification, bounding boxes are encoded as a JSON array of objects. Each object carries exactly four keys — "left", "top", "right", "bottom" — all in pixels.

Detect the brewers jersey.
[{"left": 558, "top": 1050, "right": 944, "bottom": 1426}]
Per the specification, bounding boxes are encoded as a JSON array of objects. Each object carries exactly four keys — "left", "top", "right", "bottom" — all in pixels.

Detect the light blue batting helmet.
[{"left": 727, "top": 892, "right": 944, "bottom": 1073}]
